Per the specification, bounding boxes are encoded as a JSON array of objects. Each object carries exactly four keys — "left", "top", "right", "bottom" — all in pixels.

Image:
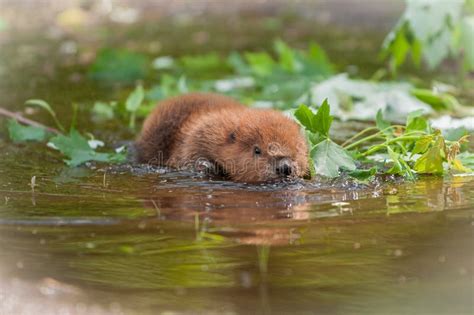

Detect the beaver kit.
[{"left": 136, "top": 93, "right": 309, "bottom": 182}]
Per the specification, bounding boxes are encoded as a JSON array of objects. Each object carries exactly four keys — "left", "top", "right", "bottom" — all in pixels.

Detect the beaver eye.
[{"left": 254, "top": 146, "right": 262, "bottom": 155}]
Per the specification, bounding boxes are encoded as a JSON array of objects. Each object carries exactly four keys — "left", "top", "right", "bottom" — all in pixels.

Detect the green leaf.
[
  {"left": 414, "top": 137, "right": 445, "bottom": 174},
  {"left": 294, "top": 99, "right": 333, "bottom": 138},
  {"left": 306, "top": 42, "right": 334, "bottom": 75},
  {"left": 457, "top": 152, "right": 474, "bottom": 170},
  {"left": 125, "top": 85, "right": 145, "bottom": 113},
  {"left": 423, "top": 28, "right": 452, "bottom": 69},
  {"left": 406, "top": 116, "right": 429, "bottom": 133},
  {"left": 180, "top": 53, "right": 224, "bottom": 74},
  {"left": 348, "top": 167, "right": 377, "bottom": 180},
  {"left": 405, "top": 110, "right": 429, "bottom": 133},
  {"left": 92, "top": 101, "right": 115, "bottom": 121},
  {"left": 313, "top": 99, "right": 333, "bottom": 138},
  {"left": 387, "top": 147, "right": 403, "bottom": 175},
  {"left": 7, "top": 119, "right": 48, "bottom": 143},
  {"left": 386, "top": 146, "right": 415, "bottom": 179},
  {"left": 382, "top": 0, "right": 464, "bottom": 72},
  {"left": 392, "top": 25, "right": 410, "bottom": 67},
  {"left": 48, "top": 129, "right": 126, "bottom": 167},
  {"left": 25, "top": 99, "right": 54, "bottom": 116},
  {"left": 274, "top": 39, "right": 298, "bottom": 72},
  {"left": 411, "top": 135, "right": 433, "bottom": 156},
  {"left": 294, "top": 104, "right": 318, "bottom": 133},
  {"left": 443, "top": 127, "right": 469, "bottom": 142},
  {"left": 411, "top": 38, "right": 423, "bottom": 66},
  {"left": 25, "top": 99, "right": 65, "bottom": 132},
  {"left": 89, "top": 48, "right": 148, "bottom": 83},
  {"left": 452, "top": 158, "right": 472, "bottom": 173},
  {"left": 461, "top": 16, "right": 474, "bottom": 71},
  {"left": 244, "top": 52, "right": 275, "bottom": 77},
  {"left": 375, "top": 109, "right": 391, "bottom": 136},
  {"left": 411, "top": 88, "right": 451, "bottom": 111},
  {"left": 227, "top": 52, "right": 251, "bottom": 75},
  {"left": 311, "top": 139, "right": 355, "bottom": 178}
]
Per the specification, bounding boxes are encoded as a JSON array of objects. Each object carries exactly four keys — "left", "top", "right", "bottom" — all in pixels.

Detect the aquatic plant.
[{"left": 295, "top": 100, "right": 472, "bottom": 180}]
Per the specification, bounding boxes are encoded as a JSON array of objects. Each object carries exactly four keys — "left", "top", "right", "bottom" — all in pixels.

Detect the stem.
[
  {"left": 362, "top": 135, "right": 424, "bottom": 156},
  {"left": 341, "top": 126, "right": 379, "bottom": 147},
  {"left": 129, "top": 112, "right": 136, "bottom": 129},
  {"left": 70, "top": 103, "right": 78, "bottom": 132},
  {"left": 343, "top": 125, "right": 407, "bottom": 150},
  {"left": 344, "top": 133, "right": 384, "bottom": 150},
  {"left": 51, "top": 113, "right": 66, "bottom": 133},
  {"left": 0, "top": 107, "right": 61, "bottom": 134}
]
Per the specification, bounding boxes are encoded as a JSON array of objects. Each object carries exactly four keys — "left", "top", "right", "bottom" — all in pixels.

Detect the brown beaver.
[{"left": 135, "top": 93, "right": 309, "bottom": 182}]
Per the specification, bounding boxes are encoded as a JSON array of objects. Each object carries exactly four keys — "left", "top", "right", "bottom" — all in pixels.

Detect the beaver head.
[{"left": 214, "top": 109, "right": 309, "bottom": 183}]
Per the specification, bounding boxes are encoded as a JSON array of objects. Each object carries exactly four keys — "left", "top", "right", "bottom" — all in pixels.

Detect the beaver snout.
[{"left": 276, "top": 158, "right": 293, "bottom": 177}]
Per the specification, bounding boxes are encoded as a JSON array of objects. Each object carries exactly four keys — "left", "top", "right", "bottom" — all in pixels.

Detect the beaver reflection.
[{"left": 142, "top": 185, "right": 312, "bottom": 246}]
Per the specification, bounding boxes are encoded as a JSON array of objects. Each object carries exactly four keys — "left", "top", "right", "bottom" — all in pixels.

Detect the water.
[{"left": 0, "top": 2, "right": 473, "bottom": 314}]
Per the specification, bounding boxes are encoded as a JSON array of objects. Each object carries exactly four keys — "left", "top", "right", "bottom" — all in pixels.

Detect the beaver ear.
[{"left": 228, "top": 131, "right": 236, "bottom": 143}]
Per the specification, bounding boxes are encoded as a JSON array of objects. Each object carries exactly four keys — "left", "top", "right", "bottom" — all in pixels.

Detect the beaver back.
[{"left": 136, "top": 93, "right": 243, "bottom": 164}]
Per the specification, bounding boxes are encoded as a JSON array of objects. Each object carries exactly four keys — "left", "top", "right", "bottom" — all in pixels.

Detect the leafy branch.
[
  {"left": 3, "top": 100, "right": 126, "bottom": 167},
  {"left": 295, "top": 101, "right": 472, "bottom": 180}
]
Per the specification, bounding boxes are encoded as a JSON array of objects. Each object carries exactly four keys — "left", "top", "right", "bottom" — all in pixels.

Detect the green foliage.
[
  {"left": 7, "top": 119, "right": 49, "bottom": 142},
  {"left": 295, "top": 100, "right": 332, "bottom": 138},
  {"left": 295, "top": 100, "right": 355, "bottom": 178},
  {"left": 411, "top": 88, "right": 459, "bottom": 111},
  {"left": 146, "top": 74, "right": 189, "bottom": 102},
  {"left": 25, "top": 99, "right": 65, "bottom": 132},
  {"left": 295, "top": 99, "right": 472, "bottom": 179},
  {"left": 375, "top": 109, "right": 392, "bottom": 136},
  {"left": 382, "top": 0, "right": 471, "bottom": 72},
  {"left": 125, "top": 84, "right": 145, "bottom": 129},
  {"left": 229, "top": 40, "right": 335, "bottom": 106},
  {"left": 342, "top": 110, "right": 472, "bottom": 178},
  {"left": 311, "top": 139, "right": 356, "bottom": 177},
  {"left": 457, "top": 152, "right": 474, "bottom": 170},
  {"left": 244, "top": 52, "right": 276, "bottom": 77},
  {"left": 348, "top": 167, "right": 378, "bottom": 181},
  {"left": 413, "top": 135, "right": 445, "bottom": 174},
  {"left": 180, "top": 53, "right": 229, "bottom": 76},
  {"left": 243, "top": 40, "right": 334, "bottom": 79},
  {"left": 11, "top": 39, "right": 472, "bottom": 178},
  {"left": 461, "top": 16, "right": 474, "bottom": 70},
  {"left": 92, "top": 101, "right": 116, "bottom": 122},
  {"left": 48, "top": 129, "right": 126, "bottom": 167},
  {"left": 89, "top": 48, "right": 148, "bottom": 83},
  {"left": 303, "top": 74, "right": 437, "bottom": 123},
  {"left": 7, "top": 100, "right": 126, "bottom": 167}
]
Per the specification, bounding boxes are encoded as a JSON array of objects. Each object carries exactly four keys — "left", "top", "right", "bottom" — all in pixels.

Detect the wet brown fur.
[{"left": 136, "top": 93, "right": 309, "bottom": 182}]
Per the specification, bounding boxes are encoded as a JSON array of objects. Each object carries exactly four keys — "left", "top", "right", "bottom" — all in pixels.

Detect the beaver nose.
[{"left": 276, "top": 159, "right": 292, "bottom": 176}]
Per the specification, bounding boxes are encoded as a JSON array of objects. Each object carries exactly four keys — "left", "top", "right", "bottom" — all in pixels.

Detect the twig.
[{"left": 0, "top": 106, "right": 61, "bottom": 134}]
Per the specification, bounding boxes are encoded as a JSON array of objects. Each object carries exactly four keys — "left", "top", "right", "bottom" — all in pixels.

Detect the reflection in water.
[{"left": 0, "top": 164, "right": 473, "bottom": 314}]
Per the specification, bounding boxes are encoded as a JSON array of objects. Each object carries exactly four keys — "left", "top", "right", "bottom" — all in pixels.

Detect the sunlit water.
[
  {"left": 1, "top": 148, "right": 473, "bottom": 314},
  {"left": 1, "top": 2, "right": 473, "bottom": 314}
]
